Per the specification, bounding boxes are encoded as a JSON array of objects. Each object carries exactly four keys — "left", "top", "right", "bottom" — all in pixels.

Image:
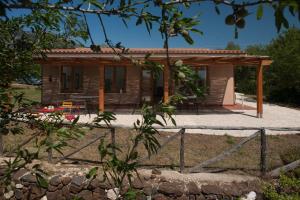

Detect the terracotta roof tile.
[{"left": 47, "top": 47, "right": 245, "bottom": 55}]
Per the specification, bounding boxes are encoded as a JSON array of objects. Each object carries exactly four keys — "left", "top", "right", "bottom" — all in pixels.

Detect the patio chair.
[{"left": 61, "top": 101, "right": 74, "bottom": 114}]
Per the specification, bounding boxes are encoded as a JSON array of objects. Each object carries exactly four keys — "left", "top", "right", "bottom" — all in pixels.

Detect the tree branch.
[
  {"left": 3, "top": 2, "right": 139, "bottom": 18},
  {"left": 164, "top": 0, "right": 280, "bottom": 7}
]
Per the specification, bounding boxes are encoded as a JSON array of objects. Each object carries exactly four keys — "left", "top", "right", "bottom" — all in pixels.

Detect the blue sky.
[
  {"left": 85, "top": 2, "right": 300, "bottom": 49},
  {"left": 8, "top": 1, "right": 300, "bottom": 49}
]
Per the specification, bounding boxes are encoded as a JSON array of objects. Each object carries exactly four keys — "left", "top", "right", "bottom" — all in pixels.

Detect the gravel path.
[{"left": 78, "top": 93, "right": 300, "bottom": 137}]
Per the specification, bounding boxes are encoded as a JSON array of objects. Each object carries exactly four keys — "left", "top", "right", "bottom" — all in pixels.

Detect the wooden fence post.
[
  {"left": 180, "top": 128, "right": 185, "bottom": 173},
  {"left": 111, "top": 128, "right": 116, "bottom": 156},
  {"left": 260, "top": 128, "right": 267, "bottom": 176}
]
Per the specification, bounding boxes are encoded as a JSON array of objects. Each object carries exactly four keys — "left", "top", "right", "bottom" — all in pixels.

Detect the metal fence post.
[
  {"left": 260, "top": 128, "right": 267, "bottom": 176},
  {"left": 180, "top": 128, "right": 186, "bottom": 173}
]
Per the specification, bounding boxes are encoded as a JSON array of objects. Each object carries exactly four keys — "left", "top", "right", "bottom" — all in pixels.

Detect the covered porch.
[
  {"left": 40, "top": 48, "right": 272, "bottom": 118},
  {"left": 97, "top": 56, "right": 271, "bottom": 118}
]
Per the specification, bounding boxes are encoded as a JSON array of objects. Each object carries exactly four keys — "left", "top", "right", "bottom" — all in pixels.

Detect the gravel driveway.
[{"left": 78, "top": 93, "right": 300, "bottom": 137}]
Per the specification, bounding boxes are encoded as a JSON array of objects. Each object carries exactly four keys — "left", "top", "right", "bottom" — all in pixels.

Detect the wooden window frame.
[
  {"left": 194, "top": 66, "right": 209, "bottom": 94},
  {"left": 104, "top": 65, "right": 127, "bottom": 93},
  {"left": 193, "top": 66, "right": 209, "bottom": 87},
  {"left": 60, "top": 66, "right": 83, "bottom": 93}
]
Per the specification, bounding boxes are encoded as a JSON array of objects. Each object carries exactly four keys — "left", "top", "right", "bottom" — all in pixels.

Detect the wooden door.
[{"left": 140, "top": 69, "right": 153, "bottom": 103}]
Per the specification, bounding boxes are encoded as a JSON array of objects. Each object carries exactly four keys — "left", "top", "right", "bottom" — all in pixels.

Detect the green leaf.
[
  {"left": 86, "top": 167, "right": 98, "bottom": 179},
  {"left": 88, "top": 0, "right": 104, "bottom": 9},
  {"left": 0, "top": 2, "right": 6, "bottom": 16},
  {"left": 122, "top": 18, "right": 128, "bottom": 28},
  {"left": 182, "top": 33, "right": 194, "bottom": 45},
  {"left": 257, "top": 4, "right": 264, "bottom": 20},
  {"left": 215, "top": 6, "right": 220, "bottom": 15},
  {"left": 190, "top": 29, "right": 203, "bottom": 35},
  {"left": 136, "top": 17, "right": 142, "bottom": 26},
  {"left": 36, "top": 175, "right": 48, "bottom": 188}
]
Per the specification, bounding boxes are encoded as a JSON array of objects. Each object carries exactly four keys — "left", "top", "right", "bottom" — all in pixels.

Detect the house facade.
[{"left": 39, "top": 48, "right": 272, "bottom": 117}]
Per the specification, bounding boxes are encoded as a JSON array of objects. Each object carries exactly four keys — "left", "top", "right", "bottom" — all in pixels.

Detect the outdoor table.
[
  {"left": 38, "top": 107, "right": 64, "bottom": 113},
  {"left": 70, "top": 95, "right": 99, "bottom": 113}
]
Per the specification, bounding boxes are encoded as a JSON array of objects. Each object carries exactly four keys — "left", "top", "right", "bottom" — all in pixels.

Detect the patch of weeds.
[
  {"left": 263, "top": 173, "right": 300, "bottom": 200},
  {"left": 269, "top": 135, "right": 281, "bottom": 140},
  {"left": 169, "top": 162, "right": 176, "bottom": 170},
  {"left": 225, "top": 134, "right": 235, "bottom": 145},
  {"left": 280, "top": 147, "right": 300, "bottom": 165}
]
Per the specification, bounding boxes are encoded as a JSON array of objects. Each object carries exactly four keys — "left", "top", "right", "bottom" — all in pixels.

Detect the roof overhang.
[{"left": 37, "top": 48, "right": 272, "bottom": 67}]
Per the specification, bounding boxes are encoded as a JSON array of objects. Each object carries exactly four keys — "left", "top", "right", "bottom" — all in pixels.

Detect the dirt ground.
[{"left": 3, "top": 126, "right": 300, "bottom": 176}]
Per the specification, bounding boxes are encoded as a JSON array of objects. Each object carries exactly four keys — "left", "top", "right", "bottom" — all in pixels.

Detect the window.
[
  {"left": 194, "top": 66, "right": 207, "bottom": 88},
  {"left": 61, "top": 66, "right": 83, "bottom": 93},
  {"left": 105, "top": 66, "right": 126, "bottom": 93}
]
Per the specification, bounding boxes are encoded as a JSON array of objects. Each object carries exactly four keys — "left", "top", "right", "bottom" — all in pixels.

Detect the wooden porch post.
[
  {"left": 256, "top": 61, "right": 263, "bottom": 118},
  {"left": 99, "top": 65, "right": 105, "bottom": 112},
  {"left": 163, "top": 62, "right": 169, "bottom": 103}
]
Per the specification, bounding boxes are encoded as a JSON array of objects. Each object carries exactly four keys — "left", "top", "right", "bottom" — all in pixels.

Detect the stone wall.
[{"left": 1, "top": 168, "right": 262, "bottom": 200}]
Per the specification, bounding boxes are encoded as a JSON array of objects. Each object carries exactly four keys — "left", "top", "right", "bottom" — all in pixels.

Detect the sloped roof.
[
  {"left": 47, "top": 47, "right": 245, "bottom": 55},
  {"left": 42, "top": 47, "right": 271, "bottom": 66}
]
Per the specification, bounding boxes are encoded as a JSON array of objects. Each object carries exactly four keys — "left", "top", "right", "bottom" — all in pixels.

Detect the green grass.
[{"left": 12, "top": 86, "right": 41, "bottom": 103}]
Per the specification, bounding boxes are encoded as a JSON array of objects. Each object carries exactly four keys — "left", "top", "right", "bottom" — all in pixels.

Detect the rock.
[
  {"left": 46, "top": 190, "right": 63, "bottom": 200},
  {"left": 77, "top": 190, "right": 93, "bottom": 200},
  {"left": 106, "top": 188, "right": 120, "bottom": 200},
  {"left": 150, "top": 174, "right": 156, "bottom": 179},
  {"left": 88, "top": 178, "right": 101, "bottom": 190},
  {"left": 152, "top": 169, "right": 162, "bottom": 175},
  {"left": 143, "top": 184, "right": 153, "bottom": 196},
  {"left": 135, "top": 192, "right": 147, "bottom": 200},
  {"left": 195, "top": 194, "right": 206, "bottom": 200},
  {"left": 4, "top": 190, "right": 14, "bottom": 199},
  {"left": 49, "top": 176, "right": 61, "bottom": 186},
  {"left": 40, "top": 195, "right": 47, "bottom": 200},
  {"left": 14, "top": 189, "right": 23, "bottom": 200},
  {"left": 31, "top": 186, "right": 47, "bottom": 199},
  {"left": 15, "top": 184, "right": 23, "bottom": 189},
  {"left": 158, "top": 182, "right": 184, "bottom": 197},
  {"left": 69, "top": 183, "right": 82, "bottom": 194},
  {"left": 186, "top": 182, "right": 201, "bottom": 195},
  {"left": 143, "top": 176, "right": 150, "bottom": 181},
  {"left": 62, "top": 186, "right": 71, "bottom": 198},
  {"left": 223, "top": 184, "right": 243, "bottom": 196},
  {"left": 188, "top": 195, "right": 196, "bottom": 200},
  {"left": 57, "top": 183, "right": 64, "bottom": 190},
  {"left": 177, "top": 195, "right": 189, "bottom": 200},
  {"left": 48, "top": 184, "right": 58, "bottom": 192},
  {"left": 61, "top": 176, "right": 71, "bottom": 186},
  {"left": 92, "top": 190, "right": 106, "bottom": 199},
  {"left": 71, "top": 176, "right": 85, "bottom": 187},
  {"left": 13, "top": 169, "right": 28, "bottom": 182},
  {"left": 201, "top": 184, "right": 224, "bottom": 195},
  {"left": 241, "top": 191, "right": 256, "bottom": 200},
  {"left": 159, "top": 177, "right": 167, "bottom": 182},
  {"left": 69, "top": 176, "right": 85, "bottom": 193},
  {"left": 204, "top": 194, "right": 218, "bottom": 200},
  {"left": 152, "top": 193, "right": 169, "bottom": 200},
  {"left": 93, "top": 187, "right": 106, "bottom": 196},
  {"left": 132, "top": 178, "right": 144, "bottom": 189},
  {"left": 21, "top": 174, "right": 36, "bottom": 183}
]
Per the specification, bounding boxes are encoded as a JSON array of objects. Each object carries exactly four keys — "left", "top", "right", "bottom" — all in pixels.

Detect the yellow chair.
[{"left": 61, "top": 101, "right": 73, "bottom": 114}]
